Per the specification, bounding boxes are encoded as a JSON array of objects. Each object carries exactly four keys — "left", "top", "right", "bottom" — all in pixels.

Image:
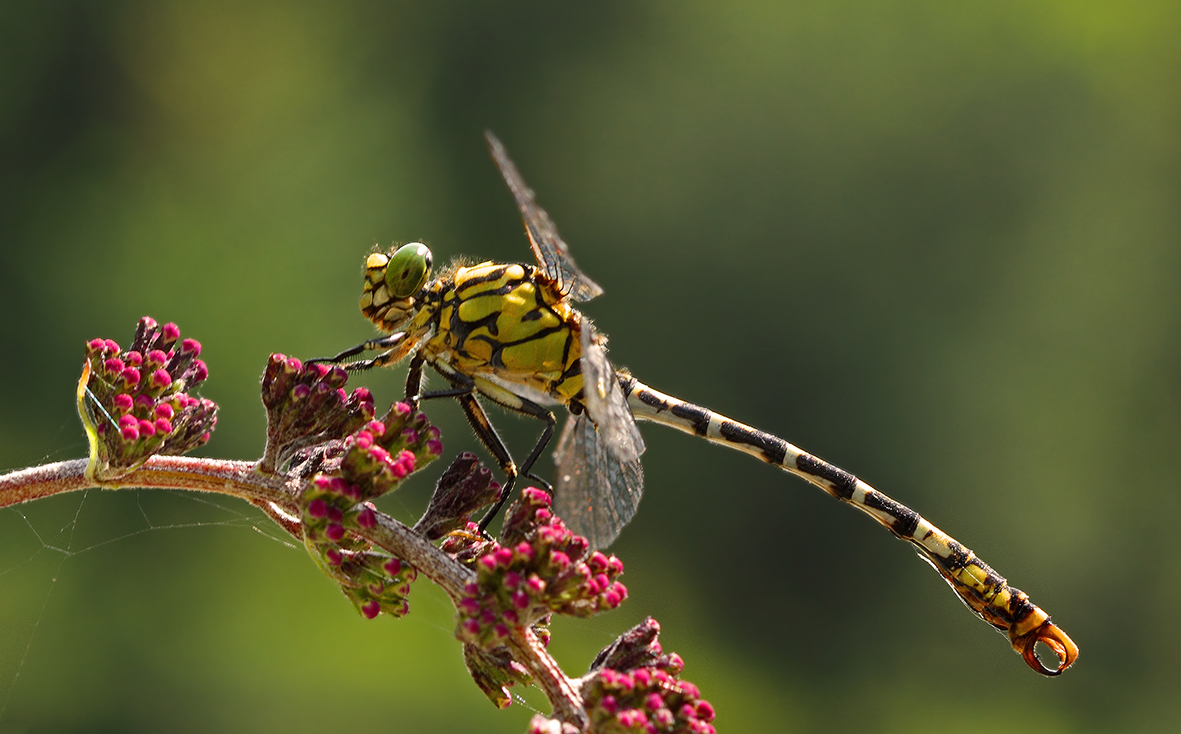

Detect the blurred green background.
[{"left": 2, "top": 1, "right": 1178, "bottom": 732}]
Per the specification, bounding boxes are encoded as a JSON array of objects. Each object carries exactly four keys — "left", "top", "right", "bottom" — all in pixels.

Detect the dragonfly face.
[{"left": 360, "top": 242, "right": 434, "bottom": 334}]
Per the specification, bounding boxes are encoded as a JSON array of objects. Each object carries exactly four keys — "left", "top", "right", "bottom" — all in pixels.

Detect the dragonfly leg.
[
  {"left": 404, "top": 354, "right": 425, "bottom": 409},
  {"left": 449, "top": 392, "right": 520, "bottom": 533},
  {"left": 412, "top": 364, "right": 559, "bottom": 533},
  {"left": 308, "top": 333, "right": 408, "bottom": 370}
]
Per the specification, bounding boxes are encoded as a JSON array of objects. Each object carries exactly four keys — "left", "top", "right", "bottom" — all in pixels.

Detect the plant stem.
[{"left": 0, "top": 455, "right": 586, "bottom": 727}]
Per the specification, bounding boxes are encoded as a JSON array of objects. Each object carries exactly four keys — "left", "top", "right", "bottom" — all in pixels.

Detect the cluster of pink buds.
[
  {"left": 529, "top": 617, "right": 715, "bottom": 734},
  {"left": 258, "top": 354, "right": 376, "bottom": 472},
  {"left": 306, "top": 522, "right": 418, "bottom": 620},
  {"left": 297, "top": 406, "right": 442, "bottom": 620},
  {"left": 582, "top": 665, "right": 714, "bottom": 734},
  {"left": 456, "top": 487, "right": 627, "bottom": 649},
  {"left": 80, "top": 317, "right": 217, "bottom": 479},
  {"left": 300, "top": 475, "right": 419, "bottom": 620},
  {"left": 336, "top": 402, "right": 443, "bottom": 498}
]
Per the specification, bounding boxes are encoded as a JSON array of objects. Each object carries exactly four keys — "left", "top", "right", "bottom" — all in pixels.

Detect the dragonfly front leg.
[{"left": 308, "top": 333, "right": 408, "bottom": 372}]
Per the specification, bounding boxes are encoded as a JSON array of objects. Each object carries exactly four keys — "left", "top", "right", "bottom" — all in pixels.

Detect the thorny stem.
[{"left": 0, "top": 455, "right": 584, "bottom": 725}]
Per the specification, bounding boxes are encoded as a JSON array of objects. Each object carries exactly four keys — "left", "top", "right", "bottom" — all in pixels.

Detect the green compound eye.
[{"left": 385, "top": 242, "right": 433, "bottom": 298}]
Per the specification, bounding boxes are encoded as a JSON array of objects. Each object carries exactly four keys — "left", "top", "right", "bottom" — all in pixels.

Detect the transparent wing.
[
  {"left": 579, "top": 321, "right": 645, "bottom": 464},
  {"left": 553, "top": 413, "right": 644, "bottom": 549},
  {"left": 485, "top": 131, "right": 604, "bottom": 303},
  {"left": 551, "top": 323, "right": 647, "bottom": 548}
]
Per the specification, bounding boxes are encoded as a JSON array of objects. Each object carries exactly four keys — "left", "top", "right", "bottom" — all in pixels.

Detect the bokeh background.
[{"left": 2, "top": 2, "right": 1178, "bottom": 732}]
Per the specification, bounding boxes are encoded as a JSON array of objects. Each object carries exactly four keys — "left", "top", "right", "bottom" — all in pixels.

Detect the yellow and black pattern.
[
  {"left": 317, "top": 132, "right": 1077, "bottom": 677},
  {"left": 418, "top": 261, "right": 586, "bottom": 405},
  {"left": 622, "top": 378, "right": 1079, "bottom": 675}
]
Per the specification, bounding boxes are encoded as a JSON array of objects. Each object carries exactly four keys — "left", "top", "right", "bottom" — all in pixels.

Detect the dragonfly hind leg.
[
  {"left": 470, "top": 391, "right": 556, "bottom": 534},
  {"left": 413, "top": 369, "right": 557, "bottom": 533}
]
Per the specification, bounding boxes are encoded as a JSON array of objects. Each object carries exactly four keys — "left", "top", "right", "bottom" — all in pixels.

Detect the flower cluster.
[
  {"left": 582, "top": 664, "right": 715, "bottom": 734},
  {"left": 455, "top": 487, "right": 627, "bottom": 649},
  {"left": 78, "top": 317, "right": 217, "bottom": 481},
  {"left": 335, "top": 402, "right": 443, "bottom": 498},
  {"left": 258, "top": 354, "right": 376, "bottom": 473},
  {"left": 529, "top": 617, "right": 715, "bottom": 734},
  {"left": 298, "top": 405, "right": 442, "bottom": 619}
]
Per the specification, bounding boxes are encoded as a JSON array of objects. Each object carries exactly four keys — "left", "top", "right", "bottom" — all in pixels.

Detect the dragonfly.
[{"left": 316, "top": 132, "right": 1078, "bottom": 676}]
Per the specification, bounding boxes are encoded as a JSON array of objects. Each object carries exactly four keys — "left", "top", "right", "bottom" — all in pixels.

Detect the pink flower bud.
[
  {"left": 307, "top": 499, "right": 329, "bottom": 518},
  {"left": 588, "top": 551, "right": 609, "bottom": 573},
  {"left": 356, "top": 508, "right": 376, "bottom": 528},
  {"left": 150, "top": 369, "right": 172, "bottom": 390},
  {"left": 695, "top": 701, "right": 715, "bottom": 721},
  {"left": 361, "top": 600, "right": 381, "bottom": 619}
]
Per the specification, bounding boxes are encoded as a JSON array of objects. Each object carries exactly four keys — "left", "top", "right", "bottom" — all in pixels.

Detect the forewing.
[
  {"left": 553, "top": 413, "right": 644, "bottom": 549},
  {"left": 485, "top": 131, "right": 604, "bottom": 303}
]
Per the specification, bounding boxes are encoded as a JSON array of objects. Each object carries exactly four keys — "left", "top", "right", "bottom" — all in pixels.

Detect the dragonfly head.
[{"left": 360, "top": 242, "right": 433, "bottom": 331}]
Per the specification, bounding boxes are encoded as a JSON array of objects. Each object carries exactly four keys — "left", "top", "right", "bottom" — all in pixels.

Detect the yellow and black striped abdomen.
[{"left": 423, "top": 262, "right": 585, "bottom": 404}]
